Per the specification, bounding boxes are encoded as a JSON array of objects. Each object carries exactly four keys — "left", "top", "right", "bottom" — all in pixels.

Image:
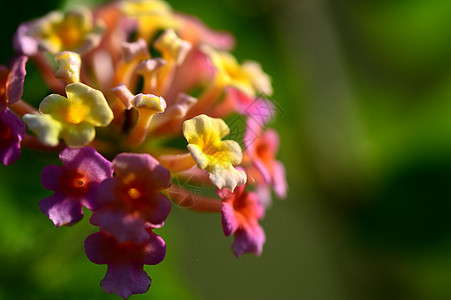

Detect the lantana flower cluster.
[{"left": 2, "top": 0, "right": 287, "bottom": 298}]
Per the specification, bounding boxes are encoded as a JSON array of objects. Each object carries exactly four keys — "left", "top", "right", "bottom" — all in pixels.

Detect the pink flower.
[
  {"left": 40, "top": 147, "right": 113, "bottom": 226},
  {"left": 246, "top": 128, "right": 287, "bottom": 202},
  {"left": 85, "top": 229, "right": 166, "bottom": 299},
  {"left": 177, "top": 14, "right": 235, "bottom": 50},
  {"left": 218, "top": 185, "right": 266, "bottom": 257},
  {"left": 90, "top": 153, "right": 171, "bottom": 243},
  {"left": 13, "top": 23, "right": 39, "bottom": 56},
  {"left": 0, "top": 108, "right": 26, "bottom": 165}
]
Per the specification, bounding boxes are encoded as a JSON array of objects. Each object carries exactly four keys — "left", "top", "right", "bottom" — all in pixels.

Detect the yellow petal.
[
  {"left": 154, "top": 29, "right": 192, "bottom": 65},
  {"left": 23, "top": 114, "right": 62, "bottom": 147},
  {"left": 27, "top": 7, "right": 101, "bottom": 54},
  {"left": 60, "top": 122, "right": 95, "bottom": 146},
  {"left": 39, "top": 93, "right": 67, "bottom": 116},
  {"left": 183, "top": 114, "right": 229, "bottom": 147},
  {"left": 32, "top": 83, "right": 113, "bottom": 147},
  {"left": 65, "top": 83, "right": 113, "bottom": 126},
  {"left": 208, "top": 163, "right": 247, "bottom": 192},
  {"left": 203, "top": 47, "right": 255, "bottom": 96},
  {"left": 131, "top": 94, "right": 166, "bottom": 112},
  {"left": 121, "top": 0, "right": 172, "bottom": 16},
  {"left": 242, "top": 60, "right": 273, "bottom": 96},
  {"left": 55, "top": 51, "right": 81, "bottom": 83},
  {"left": 183, "top": 114, "right": 246, "bottom": 191},
  {"left": 121, "top": 0, "right": 179, "bottom": 40}
]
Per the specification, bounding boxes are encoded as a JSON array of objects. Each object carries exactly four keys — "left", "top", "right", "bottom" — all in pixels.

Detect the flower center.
[
  {"left": 0, "top": 119, "right": 12, "bottom": 146},
  {"left": 127, "top": 187, "right": 141, "bottom": 200},
  {"left": 73, "top": 176, "right": 85, "bottom": 188},
  {"left": 61, "top": 170, "right": 89, "bottom": 195},
  {"left": 64, "top": 101, "right": 89, "bottom": 124},
  {"left": 55, "top": 19, "right": 84, "bottom": 48},
  {"left": 256, "top": 141, "right": 271, "bottom": 161},
  {"left": 0, "top": 67, "right": 9, "bottom": 101}
]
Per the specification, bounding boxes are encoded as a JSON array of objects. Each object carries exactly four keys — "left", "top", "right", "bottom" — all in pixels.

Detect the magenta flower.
[
  {"left": 40, "top": 147, "right": 113, "bottom": 227},
  {"left": 0, "top": 108, "right": 26, "bottom": 165},
  {"left": 0, "top": 56, "right": 27, "bottom": 166},
  {"left": 218, "top": 184, "right": 266, "bottom": 257},
  {"left": 90, "top": 153, "right": 171, "bottom": 243},
  {"left": 85, "top": 229, "right": 166, "bottom": 299}
]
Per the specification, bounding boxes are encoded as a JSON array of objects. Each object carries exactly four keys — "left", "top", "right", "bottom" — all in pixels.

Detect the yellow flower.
[
  {"left": 183, "top": 114, "right": 246, "bottom": 191},
  {"left": 23, "top": 83, "right": 113, "bottom": 147},
  {"left": 204, "top": 47, "right": 273, "bottom": 97},
  {"left": 154, "top": 29, "right": 192, "bottom": 65},
  {"left": 55, "top": 51, "right": 81, "bottom": 84},
  {"left": 121, "top": 0, "right": 180, "bottom": 40},
  {"left": 27, "top": 7, "right": 104, "bottom": 54}
]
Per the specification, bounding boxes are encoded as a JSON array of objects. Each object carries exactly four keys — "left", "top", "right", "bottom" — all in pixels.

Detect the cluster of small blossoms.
[{"left": 2, "top": 0, "right": 287, "bottom": 298}]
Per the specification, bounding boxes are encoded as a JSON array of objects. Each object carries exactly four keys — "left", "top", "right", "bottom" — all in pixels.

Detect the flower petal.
[
  {"left": 273, "top": 161, "right": 287, "bottom": 199},
  {"left": 0, "top": 108, "right": 25, "bottom": 165},
  {"left": 221, "top": 202, "right": 239, "bottom": 236},
  {"left": 208, "top": 163, "right": 246, "bottom": 192},
  {"left": 65, "top": 83, "right": 113, "bottom": 127},
  {"left": 41, "top": 165, "right": 65, "bottom": 191},
  {"left": 101, "top": 263, "right": 151, "bottom": 299},
  {"left": 112, "top": 153, "right": 171, "bottom": 190},
  {"left": 84, "top": 231, "right": 114, "bottom": 265},
  {"left": 38, "top": 93, "right": 67, "bottom": 115},
  {"left": 22, "top": 114, "right": 62, "bottom": 147},
  {"left": 90, "top": 209, "right": 149, "bottom": 243},
  {"left": 183, "top": 114, "right": 229, "bottom": 144},
  {"left": 142, "top": 193, "right": 171, "bottom": 226},
  {"left": 6, "top": 56, "right": 27, "bottom": 107},
  {"left": 143, "top": 231, "right": 166, "bottom": 265},
  {"left": 55, "top": 51, "right": 81, "bottom": 84},
  {"left": 39, "top": 194, "right": 83, "bottom": 227},
  {"left": 13, "top": 23, "right": 39, "bottom": 56},
  {"left": 60, "top": 122, "right": 95, "bottom": 147},
  {"left": 231, "top": 225, "right": 266, "bottom": 258}
]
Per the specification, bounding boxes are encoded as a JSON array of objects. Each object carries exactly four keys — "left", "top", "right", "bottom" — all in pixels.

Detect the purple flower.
[
  {"left": 218, "top": 185, "right": 266, "bottom": 257},
  {"left": 90, "top": 153, "right": 171, "bottom": 243},
  {"left": 40, "top": 147, "right": 113, "bottom": 227},
  {"left": 0, "top": 56, "right": 27, "bottom": 110},
  {"left": 85, "top": 229, "right": 166, "bottom": 299},
  {"left": 0, "top": 108, "right": 26, "bottom": 165}
]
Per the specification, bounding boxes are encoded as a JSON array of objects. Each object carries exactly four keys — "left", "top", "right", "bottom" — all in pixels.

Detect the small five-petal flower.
[
  {"left": 218, "top": 184, "right": 266, "bottom": 257},
  {"left": 40, "top": 147, "right": 113, "bottom": 226},
  {"left": 183, "top": 114, "right": 246, "bottom": 191},
  {"left": 90, "top": 153, "right": 171, "bottom": 243},
  {"left": 85, "top": 229, "right": 166, "bottom": 299},
  {"left": 23, "top": 82, "right": 113, "bottom": 147}
]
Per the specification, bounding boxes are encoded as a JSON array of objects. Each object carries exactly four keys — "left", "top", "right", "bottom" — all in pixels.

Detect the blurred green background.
[{"left": 1, "top": 0, "right": 451, "bottom": 299}]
